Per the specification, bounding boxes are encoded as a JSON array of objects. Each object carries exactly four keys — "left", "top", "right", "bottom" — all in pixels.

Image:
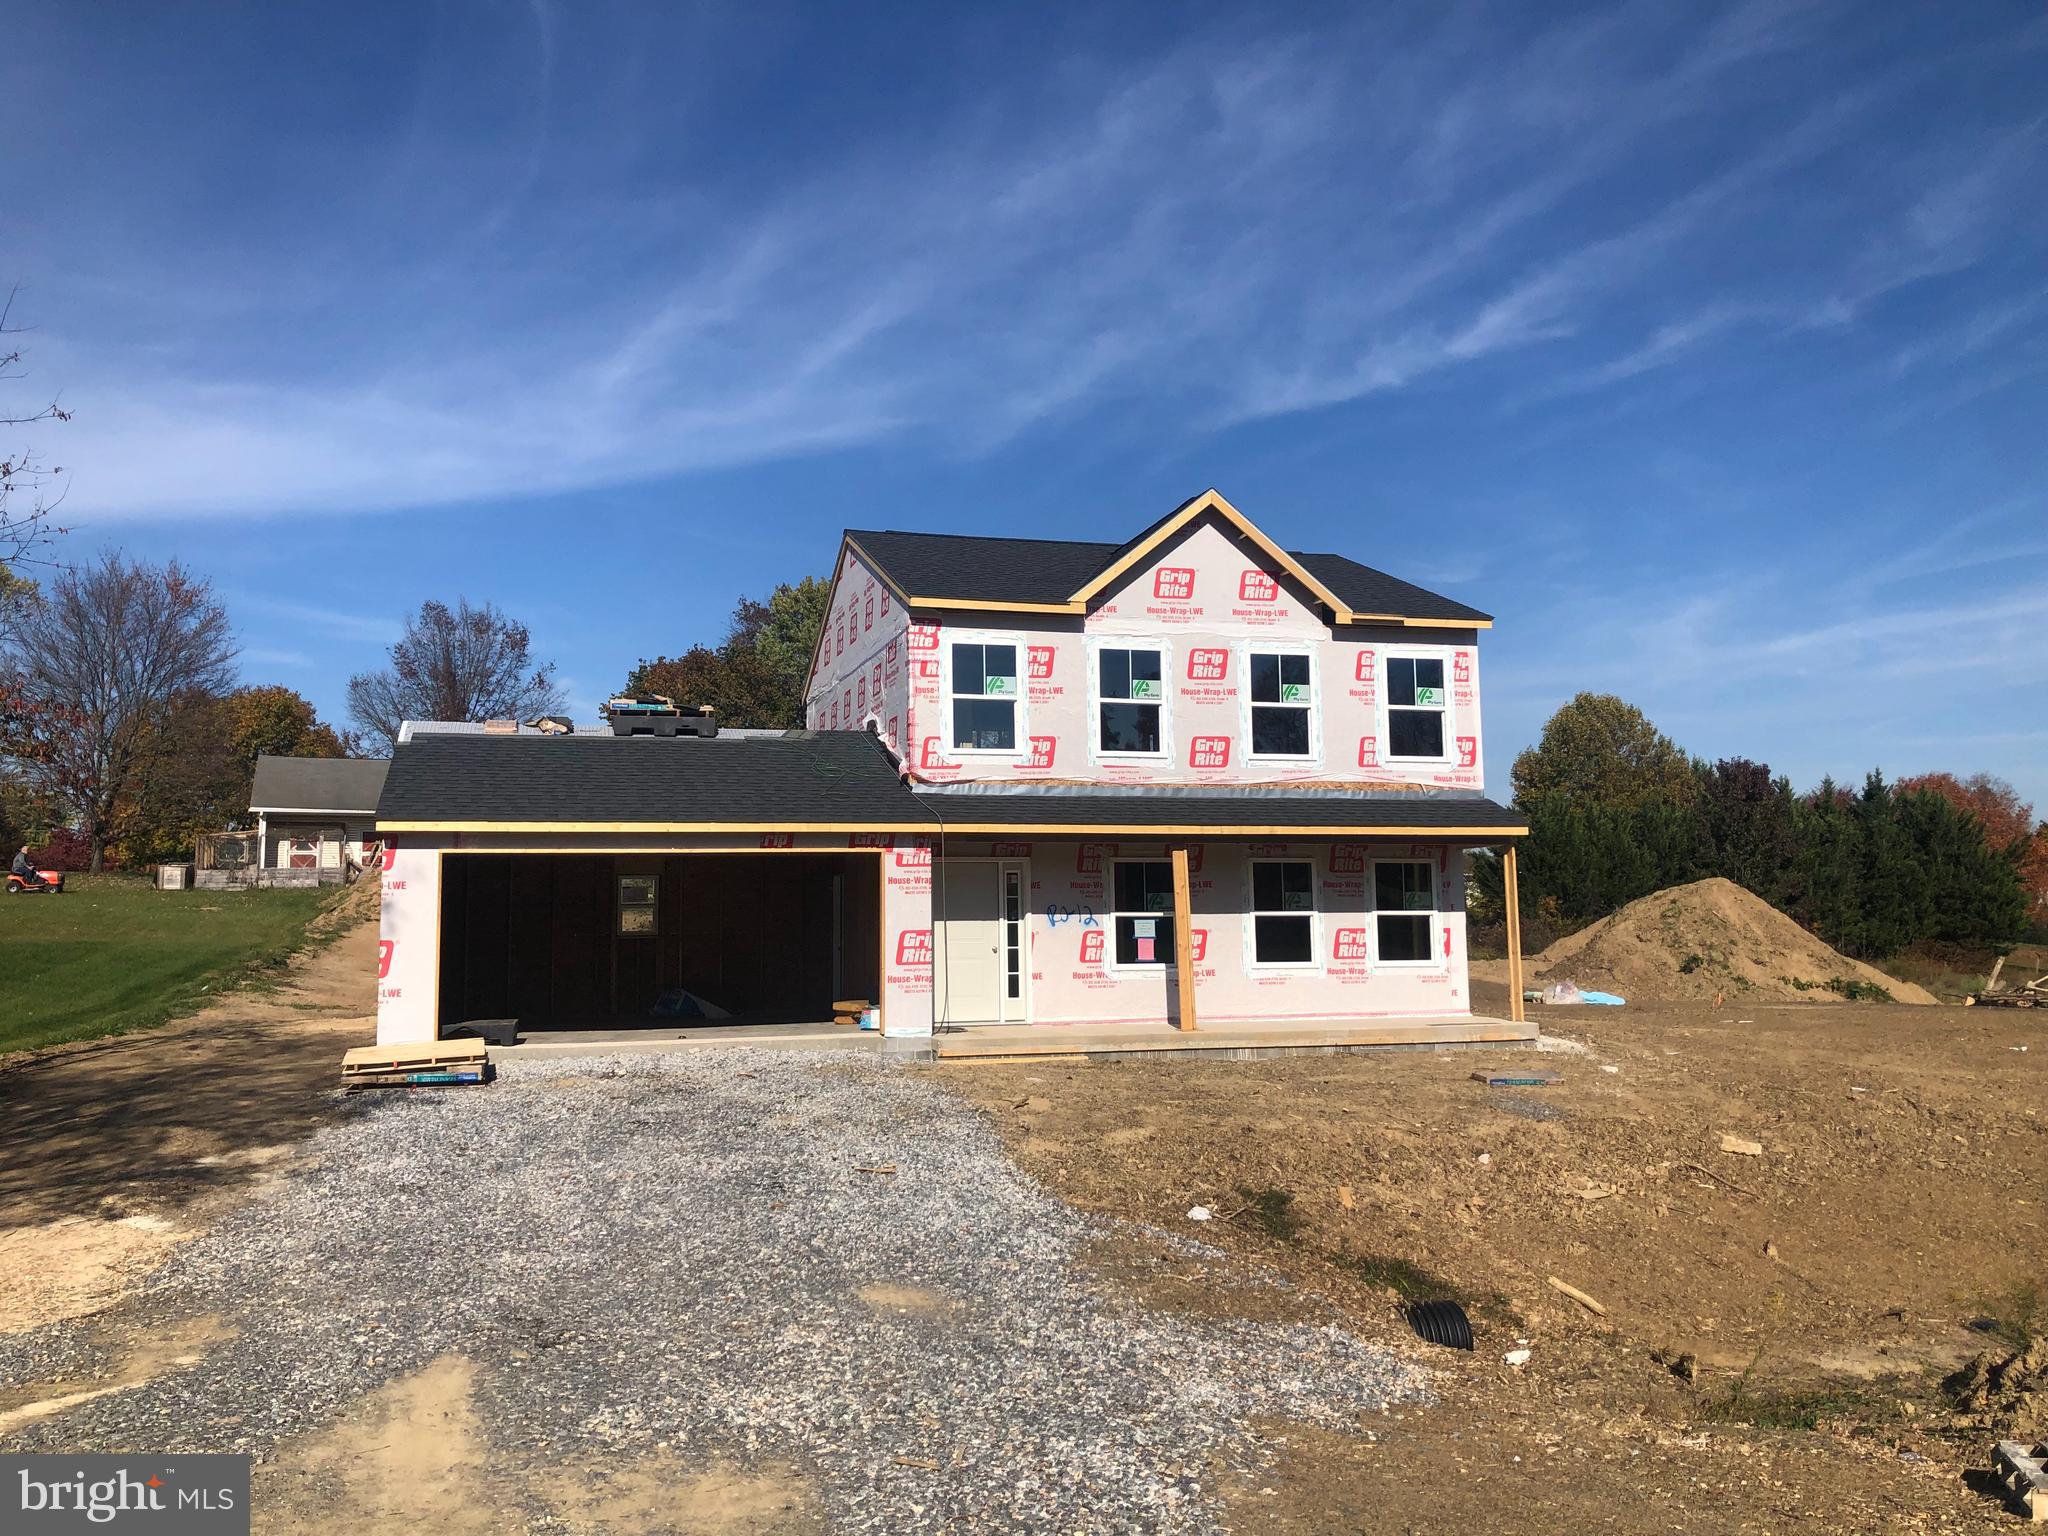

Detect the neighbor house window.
[
  {"left": 1098, "top": 646, "right": 1163, "bottom": 754},
  {"left": 951, "top": 641, "right": 1018, "bottom": 751},
  {"left": 1387, "top": 655, "right": 1447, "bottom": 759},
  {"left": 1249, "top": 650, "right": 1313, "bottom": 757},
  {"left": 1251, "top": 859, "right": 1315, "bottom": 966},
  {"left": 1111, "top": 860, "right": 1176, "bottom": 966},
  {"left": 1374, "top": 860, "right": 1435, "bottom": 963}
]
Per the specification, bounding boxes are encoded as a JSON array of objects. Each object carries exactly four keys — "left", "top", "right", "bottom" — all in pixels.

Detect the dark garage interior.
[{"left": 437, "top": 853, "right": 882, "bottom": 1032}]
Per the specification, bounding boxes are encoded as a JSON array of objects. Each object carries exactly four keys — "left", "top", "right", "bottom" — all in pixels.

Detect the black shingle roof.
[
  {"left": 376, "top": 731, "right": 1523, "bottom": 836},
  {"left": 846, "top": 529, "right": 1118, "bottom": 606},
  {"left": 843, "top": 525, "right": 1489, "bottom": 624},
  {"left": 913, "top": 791, "right": 1526, "bottom": 833},
  {"left": 377, "top": 732, "right": 921, "bottom": 826}
]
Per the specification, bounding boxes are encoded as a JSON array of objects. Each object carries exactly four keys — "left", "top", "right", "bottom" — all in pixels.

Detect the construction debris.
[
  {"left": 1992, "top": 1440, "right": 2048, "bottom": 1522},
  {"left": 340, "top": 1040, "right": 488, "bottom": 1090},
  {"left": 1719, "top": 1133, "right": 1765, "bottom": 1156},
  {"left": 1546, "top": 1275, "right": 1608, "bottom": 1317},
  {"left": 1970, "top": 954, "right": 2046, "bottom": 1009}
]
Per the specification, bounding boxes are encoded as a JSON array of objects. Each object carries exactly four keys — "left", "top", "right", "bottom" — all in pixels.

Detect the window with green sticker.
[
  {"left": 951, "top": 642, "right": 1018, "bottom": 750},
  {"left": 1388, "top": 654, "right": 1447, "bottom": 759},
  {"left": 1098, "top": 646, "right": 1163, "bottom": 754},
  {"left": 1249, "top": 651, "right": 1313, "bottom": 757}
]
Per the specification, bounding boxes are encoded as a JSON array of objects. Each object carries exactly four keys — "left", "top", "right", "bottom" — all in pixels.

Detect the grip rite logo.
[
  {"left": 1189, "top": 736, "right": 1231, "bottom": 770},
  {"left": 1026, "top": 645, "right": 1056, "bottom": 680},
  {"left": 894, "top": 841, "right": 932, "bottom": 868},
  {"left": 1354, "top": 651, "right": 1376, "bottom": 683},
  {"left": 1357, "top": 736, "right": 1379, "bottom": 768},
  {"left": 906, "top": 623, "right": 938, "bottom": 652},
  {"left": 1328, "top": 845, "right": 1365, "bottom": 874},
  {"left": 1152, "top": 566, "right": 1196, "bottom": 601},
  {"left": 1333, "top": 928, "right": 1370, "bottom": 961},
  {"left": 1238, "top": 570, "right": 1278, "bottom": 602},
  {"left": 759, "top": 833, "right": 795, "bottom": 849},
  {"left": 376, "top": 939, "right": 394, "bottom": 980},
  {"left": 1188, "top": 928, "right": 1209, "bottom": 961},
  {"left": 1079, "top": 931, "right": 1105, "bottom": 965},
  {"left": 1453, "top": 651, "right": 1472, "bottom": 684},
  {"left": 850, "top": 832, "right": 895, "bottom": 849},
  {"left": 1024, "top": 736, "right": 1057, "bottom": 769},
  {"left": 1457, "top": 736, "right": 1478, "bottom": 768},
  {"left": 1187, "top": 648, "right": 1228, "bottom": 682},
  {"left": 896, "top": 930, "right": 933, "bottom": 966}
]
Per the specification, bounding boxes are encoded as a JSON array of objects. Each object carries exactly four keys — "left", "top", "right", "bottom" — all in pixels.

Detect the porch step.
[{"left": 929, "top": 1017, "right": 1534, "bottom": 1060}]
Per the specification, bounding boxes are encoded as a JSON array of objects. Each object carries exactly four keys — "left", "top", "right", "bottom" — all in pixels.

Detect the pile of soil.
[
  {"left": 1947, "top": 1337, "right": 2048, "bottom": 1439},
  {"left": 1528, "top": 877, "right": 1936, "bottom": 1004},
  {"left": 307, "top": 873, "right": 380, "bottom": 937}
]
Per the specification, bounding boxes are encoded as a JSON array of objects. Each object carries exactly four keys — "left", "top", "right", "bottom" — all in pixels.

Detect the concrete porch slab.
[{"left": 924, "top": 1015, "right": 1533, "bottom": 1061}]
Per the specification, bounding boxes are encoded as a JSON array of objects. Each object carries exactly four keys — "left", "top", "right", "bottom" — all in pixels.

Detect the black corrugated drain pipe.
[{"left": 1407, "top": 1299, "right": 1474, "bottom": 1350}]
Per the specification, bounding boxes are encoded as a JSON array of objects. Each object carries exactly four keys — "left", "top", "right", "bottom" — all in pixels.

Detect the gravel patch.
[{"left": 0, "top": 1050, "right": 1428, "bottom": 1532}]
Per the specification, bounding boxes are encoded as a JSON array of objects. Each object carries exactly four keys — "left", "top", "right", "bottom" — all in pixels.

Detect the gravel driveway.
[{"left": 1, "top": 1051, "right": 1427, "bottom": 1532}]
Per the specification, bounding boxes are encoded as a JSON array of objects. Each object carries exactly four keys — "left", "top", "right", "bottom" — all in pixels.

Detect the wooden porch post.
[
  {"left": 1170, "top": 845, "right": 1197, "bottom": 1032},
  {"left": 1503, "top": 841, "right": 1525, "bottom": 1025}
]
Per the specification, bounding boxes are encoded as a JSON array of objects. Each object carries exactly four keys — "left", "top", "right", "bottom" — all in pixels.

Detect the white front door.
[{"left": 935, "top": 861, "right": 1004, "bottom": 1026}]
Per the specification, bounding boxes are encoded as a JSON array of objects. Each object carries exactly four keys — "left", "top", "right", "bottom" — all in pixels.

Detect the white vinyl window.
[
  {"left": 1386, "top": 654, "right": 1448, "bottom": 760},
  {"left": 1110, "top": 859, "right": 1176, "bottom": 967},
  {"left": 1373, "top": 860, "right": 1437, "bottom": 965},
  {"left": 950, "top": 640, "right": 1019, "bottom": 751},
  {"left": 1250, "top": 859, "right": 1316, "bottom": 967},
  {"left": 1097, "top": 646, "right": 1164, "bottom": 755},
  {"left": 1248, "top": 650, "right": 1314, "bottom": 758}
]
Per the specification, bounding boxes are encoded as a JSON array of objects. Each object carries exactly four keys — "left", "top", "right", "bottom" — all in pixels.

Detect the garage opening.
[{"left": 437, "top": 853, "right": 881, "bottom": 1033}]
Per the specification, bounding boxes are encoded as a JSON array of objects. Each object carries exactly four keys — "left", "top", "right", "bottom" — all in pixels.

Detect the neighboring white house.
[{"left": 245, "top": 755, "right": 390, "bottom": 885}]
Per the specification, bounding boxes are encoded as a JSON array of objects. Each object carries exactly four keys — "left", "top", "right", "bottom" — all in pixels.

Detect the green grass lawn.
[{"left": 0, "top": 875, "right": 335, "bottom": 1055}]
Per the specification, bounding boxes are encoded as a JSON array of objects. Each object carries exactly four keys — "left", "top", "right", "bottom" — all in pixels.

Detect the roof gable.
[{"left": 842, "top": 489, "right": 1490, "bottom": 627}]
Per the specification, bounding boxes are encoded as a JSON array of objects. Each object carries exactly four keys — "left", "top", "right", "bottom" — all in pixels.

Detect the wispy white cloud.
[{"left": 26, "top": 3, "right": 2048, "bottom": 524}]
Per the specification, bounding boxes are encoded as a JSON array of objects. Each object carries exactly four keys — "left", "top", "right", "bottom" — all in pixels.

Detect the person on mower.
[{"left": 11, "top": 846, "right": 47, "bottom": 890}]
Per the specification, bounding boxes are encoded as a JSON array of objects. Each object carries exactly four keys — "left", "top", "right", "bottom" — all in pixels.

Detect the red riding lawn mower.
[{"left": 5, "top": 866, "right": 65, "bottom": 894}]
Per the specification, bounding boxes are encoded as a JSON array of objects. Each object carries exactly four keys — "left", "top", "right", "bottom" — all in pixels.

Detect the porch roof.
[{"left": 377, "top": 729, "right": 1524, "bottom": 839}]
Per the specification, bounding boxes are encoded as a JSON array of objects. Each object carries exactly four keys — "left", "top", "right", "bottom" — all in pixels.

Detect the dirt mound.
[
  {"left": 308, "top": 873, "right": 380, "bottom": 937},
  {"left": 1946, "top": 1337, "right": 2048, "bottom": 1438},
  {"left": 1529, "top": 877, "right": 1936, "bottom": 1005}
]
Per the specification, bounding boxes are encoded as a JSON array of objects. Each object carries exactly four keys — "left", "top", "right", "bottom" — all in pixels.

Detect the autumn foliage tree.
[
  {"left": 115, "top": 684, "right": 352, "bottom": 865},
  {"left": 2, "top": 554, "right": 236, "bottom": 871},
  {"left": 626, "top": 576, "right": 828, "bottom": 730},
  {"left": 1897, "top": 772, "right": 2047, "bottom": 913}
]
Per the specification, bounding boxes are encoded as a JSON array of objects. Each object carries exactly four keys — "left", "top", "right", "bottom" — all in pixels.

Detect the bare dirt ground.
[
  {"left": 0, "top": 920, "right": 376, "bottom": 1331},
  {"left": 5, "top": 915, "right": 2043, "bottom": 1531},
  {"left": 945, "top": 984, "right": 2047, "bottom": 1534}
]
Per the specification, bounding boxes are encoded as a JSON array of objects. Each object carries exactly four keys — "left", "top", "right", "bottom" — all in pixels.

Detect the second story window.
[
  {"left": 1098, "top": 646, "right": 1163, "bottom": 754},
  {"left": 950, "top": 641, "right": 1018, "bottom": 751},
  {"left": 1387, "top": 655, "right": 1447, "bottom": 759},
  {"left": 1249, "top": 650, "right": 1313, "bottom": 757}
]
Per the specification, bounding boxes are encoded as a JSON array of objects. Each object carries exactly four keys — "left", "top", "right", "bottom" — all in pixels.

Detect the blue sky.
[{"left": 7, "top": 1, "right": 2046, "bottom": 806}]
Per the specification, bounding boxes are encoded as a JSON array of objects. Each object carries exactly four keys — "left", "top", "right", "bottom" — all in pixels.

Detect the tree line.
[{"left": 1474, "top": 693, "right": 2044, "bottom": 959}]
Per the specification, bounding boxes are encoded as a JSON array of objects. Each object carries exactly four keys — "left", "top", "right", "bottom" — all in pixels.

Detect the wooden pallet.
[
  {"left": 1994, "top": 1440, "right": 2048, "bottom": 1522},
  {"left": 342, "top": 1039, "right": 488, "bottom": 1082}
]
